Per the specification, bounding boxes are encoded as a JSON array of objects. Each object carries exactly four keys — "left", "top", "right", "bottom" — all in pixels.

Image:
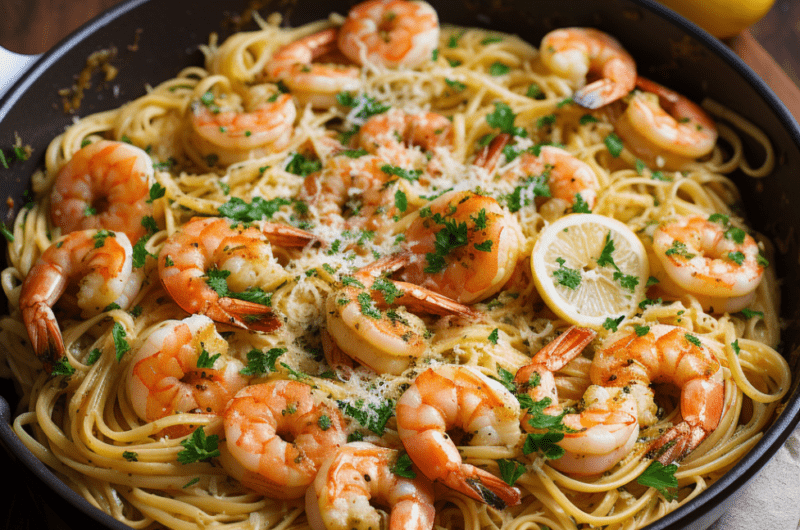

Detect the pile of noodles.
[{"left": 0, "top": 9, "right": 790, "bottom": 530}]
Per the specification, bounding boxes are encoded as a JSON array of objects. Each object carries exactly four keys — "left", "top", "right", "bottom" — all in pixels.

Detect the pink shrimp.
[
  {"left": 190, "top": 93, "right": 296, "bottom": 167},
  {"left": 222, "top": 380, "right": 348, "bottom": 499},
  {"left": 651, "top": 214, "right": 765, "bottom": 312},
  {"left": 396, "top": 365, "right": 522, "bottom": 508},
  {"left": 515, "top": 326, "right": 639, "bottom": 475},
  {"left": 487, "top": 134, "right": 600, "bottom": 214},
  {"left": 357, "top": 108, "right": 453, "bottom": 168},
  {"left": 614, "top": 77, "right": 718, "bottom": 170},
  {"left": 305, "top": 442, "right": 436, "bottom": 530},
  {"left": 20, "top": 229, "right": 142, "bottom": 371},
  {"left": 324, "top": 254, "right": 481, "bottom": 375},
  {"left": 391, "top": 190, "right": 524, "bottom": 304},
  {"left": 590, "top": 324, "right": 724, "bottom": 465},
  {"left": 158, "top": 216, "right": 315, "bottom": 332},
  {"left": 540, "top": 27, "right": 636, "bottom": 109},
  {"left": 299, "top": 152, "right": 400, "bottom": 233},
  {"left": 338, "top": 0, "right": 440, "bottom": 69},
  {"left": 265, "top": 28, "right": 361, "bottom": 108},
  {"left": 49, "top": 140, "right": 155, "bottom": 243},
  {"left": 126, "top": 314, "right": 247, "bottom": 437}
]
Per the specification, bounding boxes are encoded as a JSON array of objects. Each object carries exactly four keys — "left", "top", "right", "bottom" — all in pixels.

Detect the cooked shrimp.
[
  {"left": 20, "top": 229, "right": 142, "bottom": 371},
  {"left": 392, "top": 190, "right": 524, "bottom": 304},
  {"left": 651, "top": 215, "right": 765, "bottom": 311},
  {"left": 396, "top": 365, "right": 522, "bottom": 508},
  {"left": 338, "top": 0, "right": 440, "bottom": 69},
  {"left": 490, "top": 136, "right": 600, "bottom": 215},
  {"left": 614, "top": 77, "right": 718, "bottom": 170},
  {"left": 325, "top": 254, "right": 480, "bottom": 375},
  {"left": 540, "top": 27, "right": 636, "bottom": 108},
  {"left": 357, "top": 108, "right": 453, "bottom": 168},
  {"left": 590, "top": 324, "right": 724, "bottom": 464},
  {"left": 305, "top": 442, "right": 436, "bottom": 530},
  {"left": 299, "top": 152, "right": 399, "bottom": 233},
  {"left": 515, "top": 326, "right": 639, "bottom": 475},
  {"left": 222, "top": 380, "right": 348, "bottom": 499},
  {"left": 126, "top": 314, "right": 246, "bottom": 436},
  {"left": 50, "top": 140, "right": 154, "bottom": 243},
  {"left": 158, "top": 216, "right": 315, "bottom": 332},
  {"left": 265, "top": 28, "right": 361, "bottom": 108},
  {"left": 190, "top": 93, "right": 296, "bottom": 166}
]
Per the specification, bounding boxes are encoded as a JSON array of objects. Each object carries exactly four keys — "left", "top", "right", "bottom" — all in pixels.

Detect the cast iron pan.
[{"left": 1, "top": 0, "right": 800, "bottom": 528}]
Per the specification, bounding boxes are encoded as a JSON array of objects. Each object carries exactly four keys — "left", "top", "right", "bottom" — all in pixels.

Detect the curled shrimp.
[
  {"left": 338, "top": 0, "right": 440, "bottom": 69},
  {"left": 396, "top": 365, "right": 522, "bottom": 509},
  {"left": 190, "top": 93, "right": 296, "bottom": 167},
  {"left": 488, "top": 135, "right": 601, "bottom": 217},
  {"left": 265, "top": 28, "right": 361, "bottom": 109},
  {"left": 158, "top": 217, "right": 315, "bottom": 332},
  {"left": 20, "top": 229, "right": 142, "bottom": 371},
  {"left": 591, "top": 324, "right": 724, "bottom": 465},
  {"left": 325, "top": 254, "right": 480, "bottom": 375},
  {"left": 540, "top": 27, "right": 636, "bottom": 109},
  {"left": 357, "top": 108, "right": 453, "bottom": 169},
  {"left": 392, "top": 190, "right": 524, "bottom": 304},
  {"left": 614, "top": 77, "right": 718, "bottom": 170},
  {"left": 126, "top": 314, "right": 247, "bottom": 436},
  {"left": 50, "top": 140, "right": 154, "bottom": 243},
  {"left": 299, "top": 152, "right": 399, "bottom": 233},
  {"left": 515, "top": 326, "right": 639, "bottom": 475},
  {"left": 651, "top": 215, "right": 765, "bottom": 312},
  {"left": 305, "top": 442, "right": 436, "bottom": 530},
  {"left": 221, "top": 380, "right": 348, "bottom": 499}
]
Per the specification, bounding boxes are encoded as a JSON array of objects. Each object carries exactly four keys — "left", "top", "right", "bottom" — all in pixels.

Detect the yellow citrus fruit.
[{"left": 531, "top": 213, "right": 650, "bottom": 328}]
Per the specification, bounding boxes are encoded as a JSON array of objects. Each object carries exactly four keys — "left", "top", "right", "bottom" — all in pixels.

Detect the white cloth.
[{"left": 709, "top": 428, "right": 800, "bottom": 529}]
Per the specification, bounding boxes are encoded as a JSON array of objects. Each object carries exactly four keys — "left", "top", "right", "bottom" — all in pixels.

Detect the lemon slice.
[{"left": 531, "top": 213, "right": 650, "bottom": 328}]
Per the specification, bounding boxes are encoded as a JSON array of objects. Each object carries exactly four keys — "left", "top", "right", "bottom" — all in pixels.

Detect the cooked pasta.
[{"left": 0, "top": 2, "right": 791, "bottom": 530}]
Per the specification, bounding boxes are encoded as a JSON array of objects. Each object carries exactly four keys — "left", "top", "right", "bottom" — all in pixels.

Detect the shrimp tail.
[
  {"left": 474, "top": 133, "right": 511, "bottom": 172},
  {"left": 24, "top": 303, "right": 65, "bottom": 371},
  {"left": 391, "top": 280, "right": 482, "bottom": 318},
  {"left": 208, "top": 298, "right": 282, "bottom": 332},
  {"left": 447, "top": 464, "right": 521, "bottom": 509},
  {"left": 646, "top": 421, "right": 707, "bottom": 465},
  {"left": 517, "top": 326, "right": 596, "bottom": 384},
  {"left": 260, "top": 223, "right": 318, "bottom": 248}
]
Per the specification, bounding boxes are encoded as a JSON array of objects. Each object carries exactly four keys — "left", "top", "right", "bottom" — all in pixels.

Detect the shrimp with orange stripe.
[
  {"left": 126, "top": 314, "right": 247, "bottom": 437},
  {"left": 396, "top": 365, "right": 522, "bottom": 508},
  {"left": 158, "top": 216, "right": 316, "bottom": 332}
]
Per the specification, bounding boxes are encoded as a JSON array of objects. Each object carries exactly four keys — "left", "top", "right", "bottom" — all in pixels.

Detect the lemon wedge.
[{"left": 531, "top": 213, "right": 650, "bottom": 328}]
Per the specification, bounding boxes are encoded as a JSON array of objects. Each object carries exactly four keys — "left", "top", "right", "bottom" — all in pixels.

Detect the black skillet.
[{"left": 1, "top": 0, "right": 800, "bottom": 528}]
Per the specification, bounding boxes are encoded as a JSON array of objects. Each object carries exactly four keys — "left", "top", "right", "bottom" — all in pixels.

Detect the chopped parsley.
[
  {"left": 488, "top": 62, "right": 510, "bottom": 76},
  {"left": 636, "top": 461, "right": 678, "bottom": 500},
  {"left": 217, "top": 196, "right": 294, "bottom": 222},
  {"left": 603, "top": 315, "right": 625, "bottom": 332},
  {"left": 604, "top": 132, "right": 624, "bottom": 157},
  {"left": 239, "top": 348, "right": 286, "bottom": 375},
  {"left": 486, "top": 102, "right": 527, "bottom": 137},
  {"left": 285, "top": 153, "right": 322, "bottom": 176},
  {"left": 497, "top": 458, "right": 526, "bottom": 486},
  {"left": 112, "top": 322, "right": 130, "bottom": 361},
  {"left": 177, "top": 427, "right": 220, "bottom": 464},
  {"left": 390, "top": 451, "right": 417, "bottom": 479},
  {"left": 488, "top": 328, "right": 500, "bottom": 344},
  {"left": 196, "top": 348, "right": 221, "bottom": 369},
  {"left": 50, "top": 357, "right": 76, "bottom": 377},
  {"left": 337, "top": 399, "right": 395, "bottom": 436},
  {"left": 553, "top": 257, "right": 581, "bottom": 290}
]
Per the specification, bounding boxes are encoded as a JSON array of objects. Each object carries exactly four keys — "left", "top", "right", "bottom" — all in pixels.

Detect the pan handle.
[{"left": 0, "top": 46, "right": 40, "bottom": 100}]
